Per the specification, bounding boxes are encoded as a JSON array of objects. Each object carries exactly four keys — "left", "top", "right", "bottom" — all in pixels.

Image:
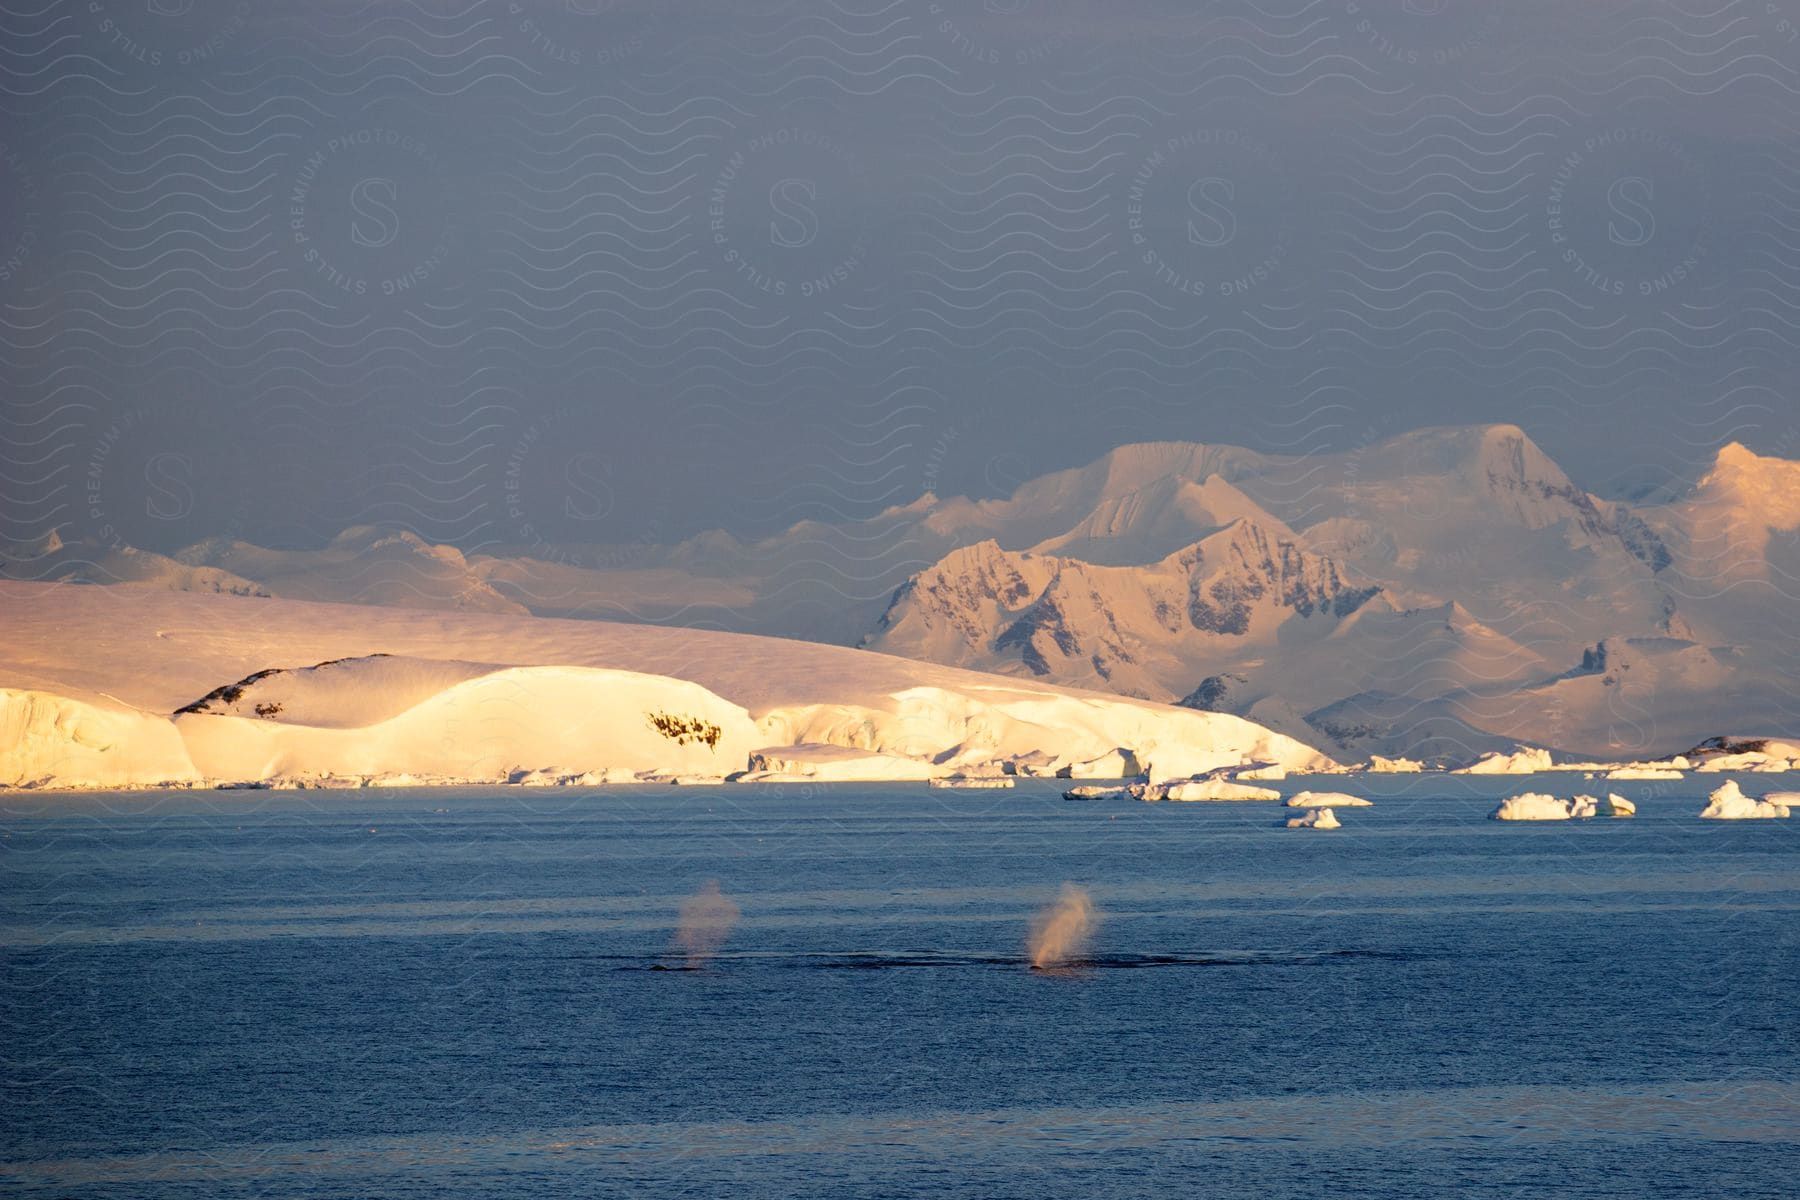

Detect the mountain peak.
[
  {"left": 1087, "top": 441, "right": 1269, "bottom": 492},
  {"left": 933, "top": 538, "right": 1015, "bottom": 573},
  {"left": 1703, "top": 440, "right": 1797, "bottom": 488},
  {"left": 1417, "top": 423, "right": 1565, "bottom": 484},
  {"left": 1712, "top": 441, "right": 1760, "bottom": 468},
  {"left": 1027, "top": 471, "right": 1292, "bottom": 566},
  {"left": 1688, "top": 440, "right": 1800, "bottom": 531}
]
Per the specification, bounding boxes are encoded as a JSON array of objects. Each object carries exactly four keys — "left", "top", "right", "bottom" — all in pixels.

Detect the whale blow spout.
[
  {"left": 1029, "top": 883, "right": 1098, "bottom": 970},
  {"left": 672, "top": 879, "right": 741, "bottom": 969}
]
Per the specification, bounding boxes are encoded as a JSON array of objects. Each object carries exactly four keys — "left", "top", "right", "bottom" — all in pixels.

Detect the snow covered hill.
[{"left": 0, "top": 582, "right": 1333, "bottom": 790}]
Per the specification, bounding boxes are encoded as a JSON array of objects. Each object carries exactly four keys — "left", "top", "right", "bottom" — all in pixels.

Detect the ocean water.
[{"left": 2, "top": 774, "right": 1796, "bottom": 1198}]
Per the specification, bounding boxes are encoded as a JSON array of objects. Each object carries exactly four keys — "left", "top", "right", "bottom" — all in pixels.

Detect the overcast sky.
[{"left": 3, "top": 0, "right": 1797, "bottom": 552}]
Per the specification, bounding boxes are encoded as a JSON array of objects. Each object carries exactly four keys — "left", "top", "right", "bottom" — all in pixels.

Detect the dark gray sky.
[{"left": 3, "top": 0, "right": 1797, "bottom": 553}]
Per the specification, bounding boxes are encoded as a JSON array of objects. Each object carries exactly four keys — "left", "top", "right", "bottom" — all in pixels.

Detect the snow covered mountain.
[
  {"left": 4, "top": 526, "right": 525, "bottom": 615},
  {"left": 0, "top": 530, "right": 271, "bottom": 597},
  {"left": 9, "top": 424, "right": 1794, "bottom": 762},
  {"left": 858, "top": 426, "right": 1797, "bottom": 760},
  {"left": 867, "top": 519, "right": 1381, "bottom": 700}
]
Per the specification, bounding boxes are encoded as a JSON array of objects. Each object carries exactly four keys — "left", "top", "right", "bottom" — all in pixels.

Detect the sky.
[{"left": 2, "top": 0, "right": 1798, "bottom": 553}]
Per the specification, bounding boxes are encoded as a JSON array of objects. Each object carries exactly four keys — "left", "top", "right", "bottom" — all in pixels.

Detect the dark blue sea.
[{"left": 3, "top": 775, "right": 1796, "bottom": 1198}]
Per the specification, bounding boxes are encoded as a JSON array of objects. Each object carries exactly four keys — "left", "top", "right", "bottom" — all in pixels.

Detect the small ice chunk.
[{"left": 1285, "top": 807, "right": 1341, "bottom": 829}]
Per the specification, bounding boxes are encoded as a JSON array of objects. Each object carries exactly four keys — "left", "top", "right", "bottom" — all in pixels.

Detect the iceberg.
[
  {"left": 1492, "top": 791, "right": 1635, "bottom": 820},
  {"left": 1367, "top": 754, "right": 1425, "bottom": 773},
  {"left": 1285, "top": 807, "right": 1341, "bottom": 829},
  {"left": 1456, "top": 746, "right": 1556, "bottom": 775},
  {"left": 1698, "top": 780, "right": 1792, "bottom": 820},
  {"left": 1061, "top": 748, "right": 1140, "bottom": 779},
  {"left": 1491, "top": 792, "right": 1575, "bottom": 821},
  {"left": 1283, "top": 790, "right": 1373, "bottom": 808},
  {"left": 1154, "top": 778, "right": 1282, "bottom": 802},
  {"left": 1006, "top": 751, "right": 1068, "bottom": 777}
]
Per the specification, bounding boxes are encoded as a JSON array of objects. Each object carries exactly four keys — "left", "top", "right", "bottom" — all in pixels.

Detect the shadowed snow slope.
[{"left": 0, "top": 582, "right": 1332, "bottom": 789}]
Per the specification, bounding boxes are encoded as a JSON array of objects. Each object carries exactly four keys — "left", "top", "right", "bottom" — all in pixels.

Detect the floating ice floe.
[
  {"left": 1604, "top": 766, "right": 1683, "bottom": 780},
  {"left": 1150, "top": 778, "right": 1282, "bottom": 802},
  {"left": 1062, "top": 777, "right": 1287, "bottom": 802},
  {"left": 1285, "top": 807, "right": 1341, "bottom": 829},
  {"left": 1698, "top": 780, "right": 1792, "bottom": 820},
  {"left": 1283, "top": 790, "right": 1373, "bottom": 808},
  {"left": 929, "top": 775, "right": 1014, "bottom": 789},
  {"left": 1062, "top": 784, "right": 1133, "bottom": 801},
  {"left": 1366, "top": 754, "right": 1425, "bottom": 773}
]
